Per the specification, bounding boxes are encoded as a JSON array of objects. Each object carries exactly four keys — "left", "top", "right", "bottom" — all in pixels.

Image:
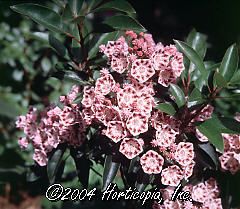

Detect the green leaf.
[
  {"left": 197, "top": 120, "right": 224, "bottom": 152},
  {"left": 70, "top": 148, "right": 90, "bottom": 188},
  {"left": 68, "top": 0, "right": 84, "bottom": 17},
  {"left": 88, "top": 31, "right": 120, "bottom": 59},
  {"left": 188, "top": 88, "right": 204, "bottom": 107},
  {"left": 186, "top": 29, "right": 207, "bottom": 59},
  {"left": 104, "top": 15, "right": 146, "bottom": 32},
  {"left": 174, "top": 40, "right": 208, "bottom": 80},
  {"left": 88, "top": 0, "right": 104, "bottom": 12},
  {"left": 155, "top": 103, "right": 176, "bottom": 116},
  {"left": 93, "top": 0, "right": 136, "bottom": 15},
  {"left": 0, "top": 95, "right": 21, "bottom": 118},
  {"left": 102, "top": 155, "right": 120, "bottom": 191},
  {"left": 169, "top": 84, "right": 185, "bottom": 107},
  {"left": 47, "top": 146, "right": 66, "bottom": 184},
  {"left": 189, "top": 88, "right": 202, "bottom": 102},
  {"left": 230, "top": 70, "right": 240, "bottom": 85},
  {"left": 213, "top": 71, "right": 228, "bottom": 88},
  {"left": 219, "top": 44, "right": 238, "bottom": 81},
  {"left": 198, "top": 143, "right": 219, "bottom": 169},
  {"left": 135, "top": 182, "right": 148, "bottom": 193},
  {"left": 218, "top": 117, "right": 240, "bottom": 133},
  {"left": 52, "top": 70, "right": 91, "bottom": 85},
  {"left": 11, "top": 4, "right": 64, "bottom": 33},
  {"left": 26, "top": 32, "right": 49, "bottom": 44},
  {"left": 49, "top": 34, "right": 67, "bottom": 58}
]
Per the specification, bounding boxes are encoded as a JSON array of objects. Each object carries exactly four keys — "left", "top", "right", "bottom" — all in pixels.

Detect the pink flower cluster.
[
  {"left": 81, "top": 31, "right": 195, "bottom": 186},
  {"left": 153, "top": 178, "right": 222, "bottom": 209},
  {"left": 16, "top": 86, "right": 86, "bottom": 166},
  {"left": 195, "top": 111, "right": 240, "bottom": 174}
]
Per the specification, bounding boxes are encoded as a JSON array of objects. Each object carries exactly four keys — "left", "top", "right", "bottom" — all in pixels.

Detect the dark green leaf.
[
  {"left": 197, "top": 120, "right": 224, "bottom": 152},
  {"left": 0, "top": 96, "right": 21, "bottom": 118},
  {"left": 68, "top": 0, "right": 84, "bottom": 17},
  {"left": 47, "top": 146, "right": 66, "bottom": 184},
  {"left": 169, "top": 84, "right": 185, "bottom": 107},
  {"left": 189, "top": 88, "right": 202, "bottom": 102},
  {"left": 88, "top": 0, "right": 104, "bottom": 12},
  {"left": 186, "top": 29, "right": 207, "bottom": 59},
  {"left": 104, "top": 15, "right": 146, "bottom": 32},
  {"left": 52, "top": 70, "right": 91, "bottom": 85},
  {"left": 70, "top": 148, "right": 90, "bottom": 188},
  {"left": 93, "top": 0, "right": 136, "bottom": 15},
  {"left": 198, "top": 143, "right": 219, "bottom": 169},
  {"left": 230, "top": 70, "right": 240, "bottom": 85},
  {"left": 26, "top": 32, "right": 49, "bottom": 44},
  {"left": 219, "top": 44, "right": 238, "bottom": 81},
  {"left": 11, "top": 4, "right": 64, "bottom": 33},
  {"left": 213, "top": 71, "right": 228, "bottom": 88},
  {"left": 155, "top": 103, "right": 176, "bottom": 116},
  {"left": 188, "top": 88, "right": 204, "bottom": 107},
  {"left": 174, "top": 40, "right": 208, "bottom": 80},
  {"left": 49, "top": 34, "right": 67, "bottom": 58},
  {"left": 218, "top": 117, "right": 240, "bottom": 133},
  {"left": 102, "top": 155, "right": 120, "bottom": 191},
  {"left": 135, "top": 182, "right": 148, "bottom": 192}
]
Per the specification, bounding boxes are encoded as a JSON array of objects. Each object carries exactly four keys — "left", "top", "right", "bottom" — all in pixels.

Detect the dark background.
[{"left": 1, "top": 0, "right": 240, "bottom": 60}]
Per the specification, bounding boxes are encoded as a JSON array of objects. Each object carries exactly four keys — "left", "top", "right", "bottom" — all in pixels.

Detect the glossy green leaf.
[
  {"left": 174, "top": 40, "right": 208, "bottom": 80},
  {"left": 11, "top": 4, "right": 64, "bottom": 33},
  {"left": 102, "top": 155, "right": 120, "bottom": 191},
  {"left": 135, "top": 182, "right": 148, "bottom": 193},
  {"left": 169, "top": 84, "right": 185, "bottom": 107},
  {"left": 47, "top": 147, "right": 66, "bottom": 184},
  {"left": 188, "top": 88, "right": 204, "bottom": 107},
  {"left": 68, "top": 0, "right": 84, "bottom": 17},
  {"left": 155, "top": 103, "right": 176, "bottom": 116},
  {"left": 197, "top": 120, "right": 224, "bottom": 152},
  {"left": 88, "top": 0, "right": 104, "bottom": 12},
  {"left": 49, "top": 34, "right": 67, "bottom": 58},
  {"left": 26, "top": 32, "right": 49, "bottom": 44},
  {"left": 219, "top": 44, "right": 238, "bottom": 81},
  {"left": 218, "top": 117, "right": 240, "bottom": 133},
  {"left": 230, "top": 70, "right": 240, "bottom": 85},
  {"left": 186, "top": 29, "right": 207, "bottom": 59},
  {"left": 52, "top": 70, "right": 91, "bottom": 85},
  {"left": 104, "top": 15, "right": 146, "bottom": 32},
  {"left": 93, "top": 0, "right": 136, "bottom": 15},
  {"left": 213, "top": 71, "right": 228, "bottom": 88},
  {"left": 198, "top": 143, "right": 219, "bottom": 169},
  {"left": 70, "top": 148, "right": 90, "bottom": 188}
]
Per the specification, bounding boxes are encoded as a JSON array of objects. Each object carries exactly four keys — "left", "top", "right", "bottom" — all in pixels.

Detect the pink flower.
[
  {"left": 111, "top": 56, "right": 129, "bottom": 74},
  {"left": 126, "top": 112, "right": 149, "bottom": 136},
  {"left": 81, "top": 86, "right": 95, "bottom": 108},
  {"left": 193, "top": 104, "right": 214, "bottom": 122},
  {"left": 33, "top": 149, "right": 48, "bottom": 166},
  {"left": 161, "top": 165, "right": 184, "bottom": 186},
  {"left": 196, "top": 128, "right": 208, "bottom": 142},
  {"left": 154, "top": 126, "right": 178, "bottom": 147},
  {"left": 131, "top": 59, "right": 155, "bottom": 83},
  {"left": 158, "top": 68, "right": 176, "bottom": 87},
  {"left": 182, "top": 160, "right": 195, "bottom": 179},
  {"left": 219, "top": 151, "right": 240, "bottom": 174},
  {"left": 134, "top": 93, "right": 154, "bottom": 114},
  {"left": 18, "top": 137, "right": 29, "bottom": 149},
  {"left": 119, "top": 138, "right": 144, "bottom": 159},
  {"left": 117, "top": 85, "right": 137, "bottom": 109},
  {"left": 174, "top": 142, "right": 194, "bottom": 166},
  {"left": 105, "top": 121, "right": 127, "bottom": 143},
  {"left": 140, "top": 150, "right": 164, "bottom": 174},
  {"left": 95, "top": 73, "right": 115, "bottom": 95},
  {"left": 192, "top": 182, "right": 208, "bottom": 203}
]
